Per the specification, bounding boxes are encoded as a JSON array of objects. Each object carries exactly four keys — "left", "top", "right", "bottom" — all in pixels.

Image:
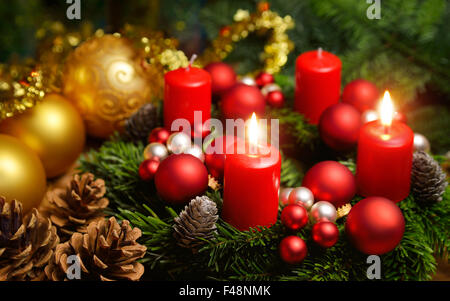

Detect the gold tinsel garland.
[{"left": 0, "top": 3, "right": 294, "bottom": 119}]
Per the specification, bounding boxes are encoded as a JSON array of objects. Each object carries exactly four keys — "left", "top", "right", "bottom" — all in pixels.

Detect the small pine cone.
[
  {"left": 123, "top": 103, "right": 158, "bottom": 142},
  {"left": 0, "top": 197, "right": 59, "bottom": 281},
  {"left": 44, "top": 173, "right": 109, "bottom": 241},
  {"left": 173, "top": 196, "right": 218, "bottom": 251},
  {"left": 45, "top": 217, "right": 147, "bottom": 281},
  {"left": 411, "top": 151, "right": 448, "bottom": 203}
]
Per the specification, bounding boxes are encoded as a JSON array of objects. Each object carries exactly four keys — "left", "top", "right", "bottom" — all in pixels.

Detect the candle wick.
[
  {"left": 384, "top": 125, "right": 390, "bottom": 135},
  {"left": 318, "top": 47, "right": 323, "bottom": 59},
  {"left": 187, "top": 54, "right": 198, "bottom": 70}
]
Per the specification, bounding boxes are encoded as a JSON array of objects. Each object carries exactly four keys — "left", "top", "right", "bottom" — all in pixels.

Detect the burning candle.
[
  {"left": 356, "top": 91, "right": 414, "bottom": 202},
  {"left": 222, "top": 113, "right": 281, "bottom": 230},
  {"left": 164, "top": 56, "right": 211, "bottom": 131},
  {"left": 294, "top": 48, "right": 341, "bottom": 124}
]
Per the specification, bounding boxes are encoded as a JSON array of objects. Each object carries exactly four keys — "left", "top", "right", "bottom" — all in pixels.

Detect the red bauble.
[
  {"left": 302, "top": 161, "right": 356, "bottom": 208},
  {"left": 394, "top": 111, "right": 407, "bottom": 124},
  {"left": 204, "top": 62, "right": 237, "bottom": 95},
  {"left": 139, "top": 159, "right": 160, "bottom": 181},
  {"left": 345, "top": 197, "right": 405, "bottom": 255},
  {"left": 279, "top": 236, "right": 307, "bottom": 264},
  {"left": 148, "top": 127, "right": 170, "bottom": 144},
  {"left": 221, "top": 84, "right": 265, "bottom": 120},
  {"left": 319, "top": 103, "right": 361, "bottom": 151},
  {"left": 154, "top": 154, "right": 208, "bottom": 205},
  {"left": 191, "top": 121, "right": 211, "bottom": 139},
  {"left": 204, "top": 135, "right": 237, "bottom": 180},
  {"left": 255, "top": 72, "right": 274, "bottom": 87},
  {"left": 312, "top": 221, "right": 339, "bottom": 248},
  {"left": 342, "top": 79, "right": 380, "bottom": 113},
  {"left": 281, "top": 204, "right": 308, "bottom": 231},
  {"left": 266, "top": 90, "right": 285, "bottom": 108}
]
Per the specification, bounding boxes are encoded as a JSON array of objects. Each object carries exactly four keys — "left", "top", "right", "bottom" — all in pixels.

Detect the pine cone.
[
  {"left": 45, "top": 217, "right": 147, "bottom": 281},
  {"left": 0, "top": 197, "right": 59, "bottom": 281},
  {"left": 123, "top": 103, "right": 158, "bottom": 142},
  {"left": 173, "top": 196, "right": 218, "bottom": 251},
  {"left": 45, "top": 173, "right": 109, "bottom": 241},
  {"left": 411, "top": 151, "right": 448, "bottom": 203}
]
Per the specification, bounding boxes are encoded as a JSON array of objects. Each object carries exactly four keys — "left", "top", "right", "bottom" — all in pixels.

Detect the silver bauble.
[
  {"left": 240, "top": 76, "right": 257, "bottom": 86},
  {"left": 167, "top": 132, "right": 192, "bottom": 154},
  {"left": 261, "top": 83, "right": 281, "bottom": 97},
  {"left": 143, "top": 142, "right": 168, "bottom": 161},
  {"left": 288, "top": 187, "right": 314, "bottom": 210},
  {"left": 413, "top": 133, "right": 430, "bottom": 153},
  {"left": 361, "top": 110, "right": 379, "bottom": 124},
  {"left": 185, "top": 144, "right": 205, "bottom": 162},
  {"left": 310, "top": 201, "right": 337, "bottom": 223},
  {"left": 279, "top": 187, "right": 293, "bottom": 206}
]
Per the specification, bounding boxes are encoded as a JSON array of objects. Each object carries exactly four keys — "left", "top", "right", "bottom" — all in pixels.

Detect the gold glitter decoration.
[
  {"left": 337, "top": 203, "right": 352, "bottom": 219},
  {"left": 0, "top": 64, "right": 47, "bottom": 120},
  {"left": 198, "top": 5, "right": 294, "bottom": 74}
]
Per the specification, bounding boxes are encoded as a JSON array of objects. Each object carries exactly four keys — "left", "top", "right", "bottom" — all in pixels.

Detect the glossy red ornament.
[
  {"left": 139, "top": 159, "right": 160, "bottom": 181},
  {"left": 255, "top": 72, "right": 274, "bottom": 87},
  {"left": 342, "top": 79, "right": 380, "bottom": 113},
  {"left": 204, "top": 62, "right": 237, "bottom": 95},
  {"left": 221, "top": 84, "right": 265, "bottom": 120},
  {"left": 312, "top": 221, "right": 339, "bottom": 248},
  {"left": 148, "top": 127, "right": 170, "bottom": 144},
  {"left": 204, "top": 135, "right": 237, "bottom": 180},
  {"left": 279, "top": 236, "right": 307, "bottom": 264},
  {"left": 319, "top": 103, "right": 361, "bottom": 151},
  {"left": 394, "top": 111, "right": 407, "bottom": 124},
  {"left": 266, "top": 90, "right": 285, "bottom": 108},
  {"left": 154, "top": 154, "right": 208, "bottom": 205},
  {"left": 302, "top": 161, "right": 356, "bottom": 208},
  {"left": 345, "top": 197, "right": 405, "bottom": 255},
  {"left": 281, "top": 204, "right": 308, "bottom": 231}
]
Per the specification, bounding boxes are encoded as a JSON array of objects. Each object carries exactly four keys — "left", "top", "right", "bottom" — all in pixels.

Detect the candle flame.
[
  {"left": 379, "top": 90, "right": 394, "bottom": 127},
  {"left": 248, "top": 112, "right": 258, "bottom": 147}
]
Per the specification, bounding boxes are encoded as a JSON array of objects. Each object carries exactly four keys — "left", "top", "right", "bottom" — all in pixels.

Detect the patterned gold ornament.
[
  {"left": 63, "top": 34, "right": 156, "bottom": 138},
  {"left": 0, "top": 93, "right": 85, "bottom": 178},
  {"left": 0, "top": 134, "right": 47, "bottom": 213}
]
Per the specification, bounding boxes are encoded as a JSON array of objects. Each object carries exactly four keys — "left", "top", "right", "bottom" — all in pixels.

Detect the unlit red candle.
[
  {"left": 294, "top": 48, "right": 341, "bottom": 124},
  {"left": 164, "top": 64, "right": 211, "bottom": 130}
]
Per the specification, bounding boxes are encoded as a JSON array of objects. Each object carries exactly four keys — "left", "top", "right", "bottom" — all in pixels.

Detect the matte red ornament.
[
  {"left": 346, "top": 197, "right": 405, "bottom": 255},
  {"left": 139, "top": 159, "right": 160, "bottom": 181},
  {"left": 266, "top": 90, "right": 285, "bottom": 108},
  {"left": 221, "top": 84, "right": 265, "bottom": 120},
  {"left": 148, "top": 127, "right": 171, "bottom": 144},
  {"left": 281, "top": 204, "right": 308, "bottom": 231},
  {"left": 204, "top": 62, "right": 237, "bottom": 95},
  {"left": 154, "top": 154, "right": 208, "bottom": 205},
  {"left": 302, "top": 161, "right": 356, "bottom": 208},
  {"left": 255, "top": 72, "right": 274, "bottom": 87},
  {"left": 312, "top": 221, "right": 339, "bottom": 248},
  {"left": 319, "top": 103, "right": 361, "bottom": 151},
  {"left": 342, "top": 79, "right": 380, "bottom": 113},
  {"left": 279, "top": 236, "right": 307, "bottom": 264}
]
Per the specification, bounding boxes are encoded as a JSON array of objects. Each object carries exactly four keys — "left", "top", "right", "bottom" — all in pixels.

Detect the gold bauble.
[
  {"left": 0, "top": 93, "right": 85, "bottom": 178},
  {"left": 62, "top": 34, "right": 154, "bottom": 138},
  {"left": 0, "top": 134, "right": 47, "bottom": 213}
]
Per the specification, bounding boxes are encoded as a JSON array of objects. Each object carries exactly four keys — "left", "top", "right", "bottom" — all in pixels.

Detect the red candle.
[
  {"left": 294, "top": 48, "right": 341, "bottom": 124},
  {"left": 222, "top": 114, "right": 281, "bottom": 231},
  {"left": 164, "top": 64, "right": 211, "bottom": 130},
  {"left": 356, "top": 91, "right": 414, "bottom": 202}
]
